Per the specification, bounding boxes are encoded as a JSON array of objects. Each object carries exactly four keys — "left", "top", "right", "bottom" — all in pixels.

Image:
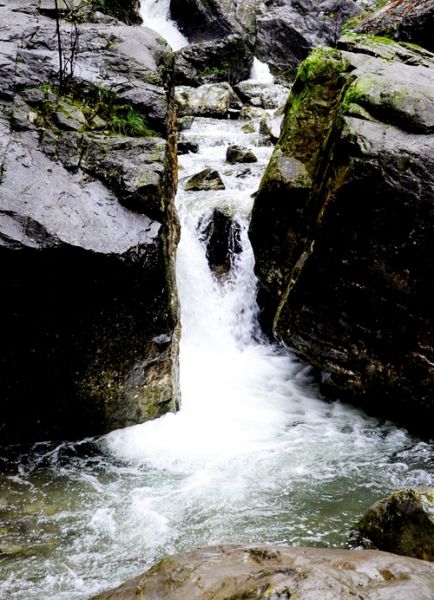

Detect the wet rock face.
[
  {"left": 226, "top": 145, "right": 258, "bottom": 164},
  {"left": 174, "top": 35, "right": 253, "bottom": 87},
  {"left": 356, "top": 487, "right": 434, "bottom": 561},
  {"left": 0, "top": 1, "right": 180, "bottom": 443},
  {"left": 199, "top": 210, "right": 242, "bottom": 275},
  {"left": 249, "top": 37, "right": 434, "bottom": 429},
  {"left": 184, "top": 168, "right": 225, "bottom": 191},
  {"left": 170, "top": 0, "right": 361, "bottom": 83},
  {"left": 356, "top": 0, "right": 434, "bottom": 52},
  {"left": 90, "top": 544, "right": 434, "bottom": 599},
  {"left": 254, "top": 0, "right": 361, "bottom": 82}
]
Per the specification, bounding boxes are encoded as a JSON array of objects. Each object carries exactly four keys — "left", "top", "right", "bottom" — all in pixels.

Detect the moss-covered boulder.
[
  {"left": 356, "top": 488, "right": 434, "bottom": 561},
  {"left": 0, "top": 0, "right": 180, "bottom": 443},
  {"left": 249, "top": 35, "right": 434, "bottom": 429}
]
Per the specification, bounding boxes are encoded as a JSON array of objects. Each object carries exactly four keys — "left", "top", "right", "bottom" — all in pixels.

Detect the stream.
[{"left": 1, "top": 2, "right": 434, "bottom": 599}]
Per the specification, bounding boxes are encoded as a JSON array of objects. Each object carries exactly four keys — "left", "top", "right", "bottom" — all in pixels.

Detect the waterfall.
[
  {"left": 140, "top": 0, "right": 188, "bottom": 50},
  {"left": 0, "top": 3, "right": 433, "bottom": 600}
]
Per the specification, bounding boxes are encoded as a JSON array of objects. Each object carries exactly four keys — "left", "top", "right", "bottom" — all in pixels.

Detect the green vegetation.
[{"left": 37, "top": 84, "right": 159, "bottom": 137}]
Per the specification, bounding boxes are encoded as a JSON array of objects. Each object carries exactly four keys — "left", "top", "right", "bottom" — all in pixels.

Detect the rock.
[
  {"left": 184, "top": 168, "right": 225, "bottom": 191},
  {"left": 249, "top": 38, "right": 434, "bottom": 429},
  {"left": 175, "top": 82, "right": 242, "bottom": 118},
  {"left": 240, "top": 105, "right": 268, "bottom": 120},
  {"left": 235, "top": 80, "right": 291, "bottom": 110},
  {"left": 169, "top": 0, "right": 236, "bottom": 43},
  {"left": 226, "top": 144, "right": 257, "bottom": 164},
  {"left": 174, "top": 35, "right": 253, "bottom": 87},
  {"left": 169, "top": 0, "right": 258, "bottom": 47},
  {"left": 177, "top": 140, "right": 199, "bottom": 155},
  {"left": 259, "top": 113, "right": 282, "bottom": 144},
  {"left": 53, "top": 101, "right": 87, "bottom": 131},
  {"left": 355, "top": 487, "right": 434, "bottom": 561},
  {"left": 38, "top": 0, "right": 140, "bottom": 24},
  {"left": 255, "top": 0, "right": 362, "bottom": 82},
  {"left": 90, "top": 544, "right": 434, "bottom": 599},
  {"left": 170, "top": 0, "right": 363, "bottom": 82},
  {"left": 199, "top": 209, "right": 242, "bottom": 275},
  {"left": 0, "top": 1, "right": 180, "bottom": 443},
  {"left": 356, "top": 0, "right": 434, "bottom": 52}
]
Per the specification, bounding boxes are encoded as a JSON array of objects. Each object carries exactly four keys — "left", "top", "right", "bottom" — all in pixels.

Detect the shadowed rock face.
[
  {"left": 249, "top": 37, "right": 434, "bottom": 429},
  {"left": 356, "top": 0, "right": 434, "bottom": 52},
  {"left": 0, "top": 1, "right": 180, "bottom": 443},
  {"left": 90, "top": 544, "right": 434, "bottom": 599}
]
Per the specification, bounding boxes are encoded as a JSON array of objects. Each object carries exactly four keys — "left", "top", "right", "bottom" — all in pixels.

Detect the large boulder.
[
  {"left": 90, "top": 544, "right": 434, "bottom": 599},
  {"left": 174, "top": 35, "right": 253, "bottom": 87},
  {"left": 175, "top": 82, "right": 242, "bottom": 118},
  {"left": 249, "top": 36, "right": 434, "bottom": 429},
  {"left": 255, "top": 0, "right": 362, "bottom": 82},
  {"left": 356, "top": 0, "right": 434, "bottom": 52},
  {"left": 170, "top": 0, "right": 362, "bottom": 83},
  {"left": 0, "top": 1, "right": 180, "bottom": 443},
  {"left": 356, "top": 488, "right": 434, "bottom": 561},
  {"left": 169, "top": 0, "right": 257, "bottom": 45}
]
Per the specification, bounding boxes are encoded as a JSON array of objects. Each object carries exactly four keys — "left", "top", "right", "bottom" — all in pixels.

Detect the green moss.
[{"left": 36, "top": 83, "right": 159, "bottom": 137}]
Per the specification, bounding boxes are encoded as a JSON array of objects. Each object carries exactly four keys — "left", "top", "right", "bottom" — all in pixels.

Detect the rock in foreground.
[
  {"left": 90, "top": 544, "right": 434, "bottom": 599},
  {"left": 356, "top": 487, "right": 434, "bottom": 561}
]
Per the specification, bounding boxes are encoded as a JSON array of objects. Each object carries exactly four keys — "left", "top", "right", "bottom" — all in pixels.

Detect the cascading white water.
[
  {"left": 250, "top": 57, "right": 274, "bottom": 83},
  {"left": 0, "top": 4, "right": 434, "bottom": 600},
  {"left": 140, "top": 0, "right": 187, "bottom": 50}
]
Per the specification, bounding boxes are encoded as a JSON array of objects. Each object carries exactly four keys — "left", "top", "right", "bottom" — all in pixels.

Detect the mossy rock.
[{"left": 356, "top": 488, "right": 434, "bottom": 561}]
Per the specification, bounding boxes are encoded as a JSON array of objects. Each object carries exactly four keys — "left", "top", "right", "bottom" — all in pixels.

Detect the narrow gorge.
[{"left": 1, "top": 0, "right": 434, "bottom": 598}]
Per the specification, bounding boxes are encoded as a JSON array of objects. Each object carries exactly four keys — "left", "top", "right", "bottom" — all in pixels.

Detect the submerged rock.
[
  {"left": 0, "top": 1, "right": 180, "bottom": 443},
  {"left": 90, "top": 544, "right": 434, "bottom": 599},
  {"left": 249, "top": 37, "right": 434, "bottom": 428},
  {"left": 184, "top": 168, "right": 225, "bottom": 191},
  {"left": 226, "top": 145, "right": 258, "bottom": 164},
  {"left": 356, "top": 487, "right": 434, "bottom": 561},
  {"left": 199, "top": 209, "right": 242, "bottom": 275},
  {"left": 177, "top": 140, "right": 199, "bottom": 155}
]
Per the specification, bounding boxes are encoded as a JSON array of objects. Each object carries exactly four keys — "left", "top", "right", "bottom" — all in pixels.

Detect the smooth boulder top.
[{"left": 91, "top": 544, "right": 434, "bottom": 599}]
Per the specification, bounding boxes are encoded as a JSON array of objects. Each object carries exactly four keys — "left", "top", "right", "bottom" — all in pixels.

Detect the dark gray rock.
[
  {"left": 177, "top": 140, "right": 199, "bottom": 155},
  {"left": 0, "top": 0, "right": 180, "bottom": 443},
  {"left": 174, "top": 35, "right": 253, "bottom": 87},
  {"left": 170, "top": 0, "right": 362, "bottom": 82},
  {"left": 255, "top": 0, "right": 362, "bottom": 82},
  {"left": 355, "top": 488, "right": 434, "bottom": 561},
  {"left": 249, "top": 37, "right": 434, "bottom": 429},
  {"left": 226, "top": 144, "right": 258, "bottom": 164},
  {"left": 199, "top": 209, "right": 242, "bottom": 275},
  {"left": 184, "top": 168, "right": 225, "bottom": 191},
  {"left": 169, "top": 0, "right": 241, "bottom": 43},
  {"left": 356, "top": 0, "right": 434, "bottom": 52},
  {"left": 90, "top": 544, "right": 434, "bottom": 599}
]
